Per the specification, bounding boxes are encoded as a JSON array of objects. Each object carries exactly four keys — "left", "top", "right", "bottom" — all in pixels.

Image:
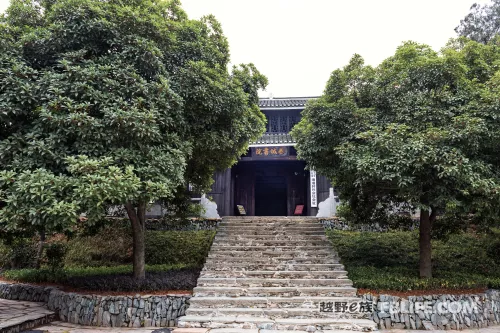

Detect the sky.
[{"left": 0, "top": 0, "right": 492, "bottom": 97}]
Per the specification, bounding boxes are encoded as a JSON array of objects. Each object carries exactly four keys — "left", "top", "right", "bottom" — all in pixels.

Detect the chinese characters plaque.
[
  {"left": 310, "top": 170, "right": 317, "bottom": 207},
  {"left": 252, "top": 146, "right": 289, "bottom": 157}
]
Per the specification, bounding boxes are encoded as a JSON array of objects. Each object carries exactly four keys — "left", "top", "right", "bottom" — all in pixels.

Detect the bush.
[
  {"left": 145, "top": 230, "right": 215, "bottom": 267},
  {"left": 64, "top": 225, "right": 215, "bottom": 268},
  {"left": 327, "top": 230, "right": 419, "bottom": 268},
  {"left": 64, "top": 268, "right": 199, "bottom": 291},
  {"left": 64, "top": 224, "right": 132, "bottom": 267},
  {"left": 348, "top": 266, "right": 500, "bottom": 291},
  {"left": 327, "top": 229, "right": 500, "bottom": 291},
  {"left": 0, "top": 238, "right": 38, "bottom": 269},
  {"left": 44, "top": 242, "right": 67, "bottom": 272},
  {"left": 1, "top": 264, "right": 198, "bottom": 291},
  {"left": 0, "top": 241, "right": 11, "bottom": 270}
]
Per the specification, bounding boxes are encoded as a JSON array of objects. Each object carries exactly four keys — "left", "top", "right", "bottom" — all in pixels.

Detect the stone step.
[
  {"left": 204, "top": 257, "right": 340, "bottom": 264},
  {"left": 0, "top": 299, "right": 57, "bottom": 333},
  {"left": 207, "top": 251, "right": 334, "bottom": 258},
  {"left": 200, "top": 271, "right": 349, "bottom": 279},
  {"left": 215, "top": 234, "right": 328, "bottom": 240},
  {"left": 187, "top": 296, "right": 361, "bottom": 309},
  {"left": 216, "top": 230, "right": 326, "bottom": 236},
  {"left": 220, "top": 218, "right": 319, "bottom": 222},
  {"left": 218, "top": 221, "right": 322, "bottom": 226},
  {"left": 202, "top": 264, "right": 344, "bottom": 271},
  {"left": 177, "top": 316, "right": 377, "bottom": 331},
  {"left": 185, "top": 307, "right": 368, "bottom": 319},
  {"left": 193, "top": 286, "right": 357, "bottom": 297},
  {"left": 213, "top": 238, "right": 331, "bottom": 246},
  {"left": 215, "top": 231, "right": 326, "bottom": 236},
  {"left": 196, "top": 278, "right": 353, "bottom": 287},
  {"left": 211, "top": 244, "right": 332, "bottom": 249},
  {"left": 210, "top": 246, "right": 333, "bottom": 251},
  {"left": 216, "top": 229, "right": 326, "bottom": 235},
  {"left": 185, "top": 216, "right": 370, "bottom": 332},
  {"left": 217, "top": 225, "right": 324, "bottom": 230}
]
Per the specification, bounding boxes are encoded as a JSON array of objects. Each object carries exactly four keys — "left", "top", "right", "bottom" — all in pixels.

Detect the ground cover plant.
[
  {"left": 0, "top": 220, "right": 215, "bottom": 292},
  {"left": 327, "top": 229, "right": 500, "bottom": 292},
  {"left": 2, "top": 265, "right": 199, "bottom": 292}
]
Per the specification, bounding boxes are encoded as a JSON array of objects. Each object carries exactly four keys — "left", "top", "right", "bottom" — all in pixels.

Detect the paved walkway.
[
  {"left": 27, "top": 322, "right": 500, "bottom": 332},
  {"left": 0, "top": 298, "right": 55, "bottom": 332},
  {"left": 33, "top": 321, "right": 156, "bottom": 332}
]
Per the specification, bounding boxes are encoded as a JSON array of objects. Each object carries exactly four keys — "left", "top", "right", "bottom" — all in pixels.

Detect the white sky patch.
[{"left": 0, "top": 0, "right": 492, "bottom": 97}]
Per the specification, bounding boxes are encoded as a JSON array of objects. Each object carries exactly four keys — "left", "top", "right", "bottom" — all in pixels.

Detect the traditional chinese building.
[{"left": 204, "top": 97, "right": 339, "bottom": 217}]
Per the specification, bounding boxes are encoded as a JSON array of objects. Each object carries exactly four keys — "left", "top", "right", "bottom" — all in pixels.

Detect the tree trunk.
[
  {"left": 35, "top": 229, "right": 45, "bottom": 269},
  {"left": 125, "top": 202, "right": 146, "bottom": 280},
  {"left": 419, "top": 207, "right": 436, "bottom": 278}
]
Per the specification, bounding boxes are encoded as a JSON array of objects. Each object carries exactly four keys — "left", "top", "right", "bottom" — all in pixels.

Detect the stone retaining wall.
[
  {"left": 319, "top": 217, "right": 419, "bottom": 232},
  {"left": 361, "top": 290, "right": 500, "bottom": 330},
  {"left": 0, "top": 282, "right": 190, "bottom": 328},
  {"left": 146, "top": 217, "right": 220, "bottom": 231}
]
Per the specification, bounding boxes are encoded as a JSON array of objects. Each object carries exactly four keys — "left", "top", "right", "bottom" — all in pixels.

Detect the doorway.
[
  {"left": 232, "top": 160, "right": 307, "bottom": 216},
  {"left": 254, "top": 176, "right": 287, "bottom": 216}
]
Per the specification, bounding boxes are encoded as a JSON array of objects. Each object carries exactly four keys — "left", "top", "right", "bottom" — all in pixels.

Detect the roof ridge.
[{"left": 259, "top": 96, "right": 319, "bottom": 100}]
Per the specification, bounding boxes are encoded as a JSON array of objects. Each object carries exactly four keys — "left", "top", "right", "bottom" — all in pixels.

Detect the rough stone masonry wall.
[
  {"left": 319, "top": 217, "right": 419, "bottom": 232},
  {"left": 361, "top": 290, "right": 500, "bottom": 330},
  {"left": 145, "top": 217, "right": 220, "bottom": 231},
  {"left": 0, "top": 282, "right": 190, "bottom": 327}
]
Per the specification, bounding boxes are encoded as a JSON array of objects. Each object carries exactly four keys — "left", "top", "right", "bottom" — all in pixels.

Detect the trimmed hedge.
[
  {"left": 327, "top": 229, "right": 500, "bottom": 291},
  {"left": 64, "top": 224, "right": 132, "bottom": 267},
  {"left": 2, "top": 264, "right": 198, "bottom": 291},
  {"left": 63, "top": 227, "right": 215, "bottom": 268},
  {"left": 1, "top": 226, "right": 215, "bottom": 292},
  {"left": 348, "top": 267, "right": 500, "bottom": 291},
  {"left": 145, "top": 230, "right": 215, "bottom": 267}
]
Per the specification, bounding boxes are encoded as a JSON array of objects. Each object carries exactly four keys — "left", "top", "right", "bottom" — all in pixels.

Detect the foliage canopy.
[
  {"left": 292, "top": 39, "right": 500, "bottom": 277},
  {"left": 0, "top": 0, "right": 267, "bottom": 279}
]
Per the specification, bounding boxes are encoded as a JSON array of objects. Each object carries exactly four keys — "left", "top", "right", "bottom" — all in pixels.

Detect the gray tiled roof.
[
  {"left": 251, "top": 133, "right": 295, "bottom": 146},
  {"left": 259, "top": 97, "right": 317, "bottom": 109}
]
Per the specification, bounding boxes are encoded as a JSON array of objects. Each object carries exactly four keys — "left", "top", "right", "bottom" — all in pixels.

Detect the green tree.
[
  {"left": 293, "top": 40, "right": 500, "bottom": 278},
  {"left": 456, "top": 0, "right": 500, "bottom": 43},
  {"left": 0, "top": 0, "right": 266, "bottom": 279}
]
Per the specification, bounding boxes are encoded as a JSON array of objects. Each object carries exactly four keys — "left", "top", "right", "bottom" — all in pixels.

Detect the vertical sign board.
[{"left": 310, "top": 170, "right": 317, "bottom": 207}]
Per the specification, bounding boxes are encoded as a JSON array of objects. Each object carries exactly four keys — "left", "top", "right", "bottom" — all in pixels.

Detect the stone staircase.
[{"left": 177, "top": 217, "right": 377, "bottom": 332}]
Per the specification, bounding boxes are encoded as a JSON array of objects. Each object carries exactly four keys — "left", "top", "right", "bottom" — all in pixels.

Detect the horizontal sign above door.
[{"left": 252, "top": 146, "right": 289, "bottom": 158}]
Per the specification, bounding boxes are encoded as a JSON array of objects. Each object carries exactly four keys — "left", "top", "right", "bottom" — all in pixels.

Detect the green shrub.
[
  {"left": 145, "top": 230, "right": 215, "bottom": 267},
  {"left": 44, "top": 242, "right": 67, "bottom": 272},
  {"left": 431, "top": 214, "right": 470, "bottom": 239},
  {"left": 0, "top": 241, "right": 10, "bottom": 270},
  {"left": 1, "top": 263, "right": 190, "bottom": 284},
  {"left": 327, "top": 230, "right": 419, "bottom": 268},
  {"left": 348, "top": 266, "right": 500, "bottom": 291},
  {"left": 64, "top": 225, "right": 132, "bottom": 267},
  {"left": 432, "top": 232, "right": 500, "bottom": 276},
  {"left": 64, "top": 224, "right": 215, "bottom": 268},
  {"left": 0, "top": 238, "right": 38, "bottom": 269},
  {"left": 327, "top": 229, "right": 500, "bottom": 291}
]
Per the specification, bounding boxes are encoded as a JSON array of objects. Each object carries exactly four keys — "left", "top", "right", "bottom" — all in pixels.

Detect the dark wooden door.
[
  {"left": 234, "top": 167, "right": 254, "bottom": 216},
  {"left": 287, "top": 164, "right": 307, "bottom": 215}
]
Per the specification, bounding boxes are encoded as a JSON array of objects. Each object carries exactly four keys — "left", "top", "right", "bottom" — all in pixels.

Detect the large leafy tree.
[
  {"left": 0, "top": 0, "right": 267, "bottom": 279},
  {"left": 456, "top": 0, "right": 500, "bottom": 43},
  {"left": 293, "top": 40, "right": 500, "bottom": 278}
]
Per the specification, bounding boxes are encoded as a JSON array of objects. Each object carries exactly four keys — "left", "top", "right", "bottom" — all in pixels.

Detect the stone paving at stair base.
[
  {"left": 25, "top": 322, "right": 500, "bottom": 333},
  {"left": 0, "top": 298, "right": 55, "bottom": 333}
]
